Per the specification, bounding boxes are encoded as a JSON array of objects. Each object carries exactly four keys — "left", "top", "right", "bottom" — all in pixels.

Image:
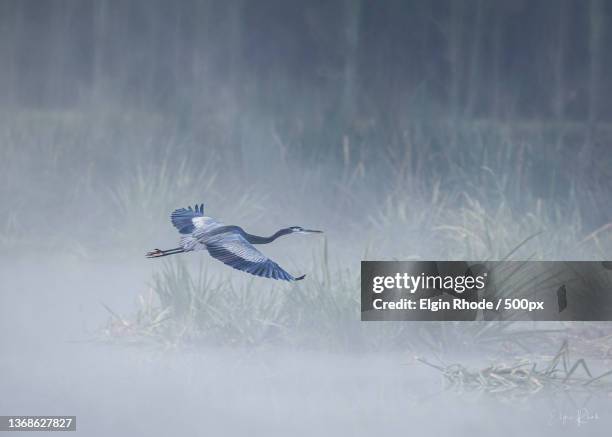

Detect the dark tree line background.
[
  {"left": 1, "top": 0, "right": 609, "bottom": 123},
  {"left": 1, "top": 0, "right": 611, "bottom": 235}
]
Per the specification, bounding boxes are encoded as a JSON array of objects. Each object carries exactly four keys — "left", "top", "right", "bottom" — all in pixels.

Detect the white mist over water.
[{"left": 1, "top": 254, "right": 610, "bottom": 436}]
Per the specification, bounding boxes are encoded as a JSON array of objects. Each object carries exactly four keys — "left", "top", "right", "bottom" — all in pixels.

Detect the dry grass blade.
[{"left": 419, "top": 341, "right": 612, "bottom": 398}]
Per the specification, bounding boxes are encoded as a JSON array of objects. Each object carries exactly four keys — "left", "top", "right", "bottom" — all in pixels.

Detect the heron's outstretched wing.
[
  {"left": 171, "top": 204, "right": 204, "bottom": 234},
  {"left": 205, "top": 234, "right": 302, "bottom": 281}
]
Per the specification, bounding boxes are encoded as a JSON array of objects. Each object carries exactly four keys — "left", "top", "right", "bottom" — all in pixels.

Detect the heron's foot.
[{"left": 145, "top": 249, "right": 164, "bottom": 258}]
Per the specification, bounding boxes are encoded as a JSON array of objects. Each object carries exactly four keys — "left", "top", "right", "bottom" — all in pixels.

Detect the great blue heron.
[{"left": 146, "top": 204, "right": 322, "bottom": 281}]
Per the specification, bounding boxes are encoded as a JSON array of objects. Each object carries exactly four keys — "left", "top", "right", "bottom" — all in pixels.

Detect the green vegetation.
[
  {"left": 2, "top": 110, "right": 611, "bottom": 359},
  {"left": 3, "top": 2, "right": 612, "bottom": 414}
]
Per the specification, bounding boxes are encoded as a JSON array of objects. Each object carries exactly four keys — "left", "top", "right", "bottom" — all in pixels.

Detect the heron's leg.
[{"left": 145, "top": 247, "right": 185, "bottom": 258}]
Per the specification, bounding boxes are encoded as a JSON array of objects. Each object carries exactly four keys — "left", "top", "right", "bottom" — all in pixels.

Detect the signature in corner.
[{"left": 549, "top": 408, "right": 600, "bottom": 427}]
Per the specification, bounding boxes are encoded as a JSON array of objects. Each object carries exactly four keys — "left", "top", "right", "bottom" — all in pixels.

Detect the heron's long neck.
[{"left": 244, "top": 228, "right": 292, "bottom": 244}]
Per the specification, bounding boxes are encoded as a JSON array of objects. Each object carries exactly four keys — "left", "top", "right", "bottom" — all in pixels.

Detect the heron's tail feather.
[{"left": 294, "top": 274, "right": 306, "bottom": 281}]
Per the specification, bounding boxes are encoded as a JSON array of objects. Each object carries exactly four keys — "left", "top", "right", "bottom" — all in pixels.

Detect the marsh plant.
[
  {"left": 17, "top": 111, "right": 599, "bottom": 352},
  {"left": 101, "top": 240, "right": 596, "bottom": 355},
  {"left": 2, "top": 108, "right": 611, "bottom": 355},
  {"left": 419, "top": 340, "right": 612, "bottom": 399}
]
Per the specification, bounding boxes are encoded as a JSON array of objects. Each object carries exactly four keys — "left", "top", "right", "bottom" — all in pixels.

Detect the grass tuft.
[{"left": 418, "top": 340, "right": 612, "bottom": 398}]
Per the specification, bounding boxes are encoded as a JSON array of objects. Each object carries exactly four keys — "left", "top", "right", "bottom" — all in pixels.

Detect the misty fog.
[{"left": 1, "top": 1, "right": 612, "bottom": 435}]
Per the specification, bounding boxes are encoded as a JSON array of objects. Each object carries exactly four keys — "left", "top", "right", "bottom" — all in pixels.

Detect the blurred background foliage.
[{"left": 1, "top": 0, "right": 611, "bottom": 257}]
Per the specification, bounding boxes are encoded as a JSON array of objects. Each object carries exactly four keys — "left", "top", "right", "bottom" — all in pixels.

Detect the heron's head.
[{"left": 289, "top": 226, "right": 323, "bottom": 234}]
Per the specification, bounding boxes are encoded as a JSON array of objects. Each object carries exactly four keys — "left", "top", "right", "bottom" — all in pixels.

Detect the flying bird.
[{"left": 146, "top": 204, "right": 322, "bottom": 281}]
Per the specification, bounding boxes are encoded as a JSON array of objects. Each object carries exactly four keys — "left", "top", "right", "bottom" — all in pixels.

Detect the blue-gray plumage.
[{"left": 146, "top": 203, "right": 322, "bottom": 281}]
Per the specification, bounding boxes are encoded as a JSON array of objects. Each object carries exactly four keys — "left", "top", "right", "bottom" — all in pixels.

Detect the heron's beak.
[{"left": 302, "top": 229, "right": 323, "bottom": 234}]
